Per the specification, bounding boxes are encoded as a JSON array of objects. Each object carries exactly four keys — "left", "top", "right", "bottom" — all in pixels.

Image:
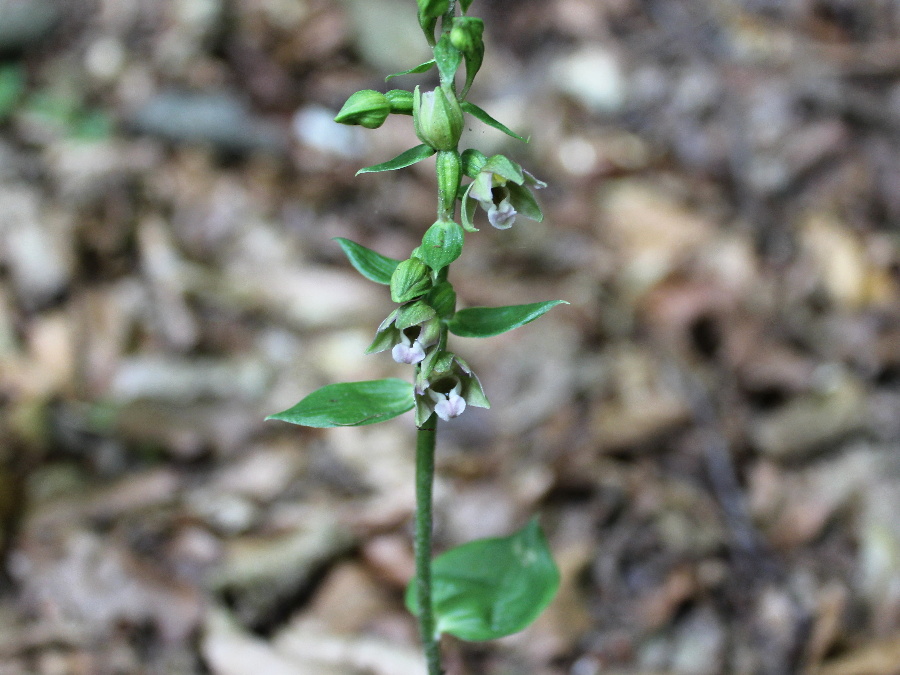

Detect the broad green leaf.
[
  {"left": 406, "top": 519, "right": 560, "bottom": 641},
  {"left": 460, "top": 101, "right": 528, "bottom": 143},
  {"left": 333, "top": 237, "right": 401, "bottom": 285},
  {"left": 267, "top": 379, "right": 414, "bottom": 427},
  {"left": 448, "top": 300, "right": 567, "bottom": 338},
  {"left": 357, "top": 144, "right": 436, "bottom": 175},
  {"left": 385, "top": 60, "right": 436, "bottom": 82}
]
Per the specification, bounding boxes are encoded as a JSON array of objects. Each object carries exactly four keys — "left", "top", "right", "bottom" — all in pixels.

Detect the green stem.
[{"left": 415, "top": 414, "right": 442, "bottom": 675}]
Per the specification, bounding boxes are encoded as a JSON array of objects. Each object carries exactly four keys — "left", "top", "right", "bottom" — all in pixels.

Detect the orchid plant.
[{"left": 268, "top": 1, "right": 563, "bottom": 672}]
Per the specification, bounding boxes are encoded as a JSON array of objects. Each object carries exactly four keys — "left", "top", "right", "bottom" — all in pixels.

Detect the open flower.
[
  {"left": 461, "top": 154, "right": 546, "bottom": 231},
  {"left": 367, "top": 300, "right": 441, "bottom": 365},
  {"left": 414, "top": 350, "right": 490, "bottom": 425}
]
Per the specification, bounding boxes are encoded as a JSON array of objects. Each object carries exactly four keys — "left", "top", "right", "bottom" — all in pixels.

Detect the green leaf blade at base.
[
  {"left": 460, "top": 101, "right": 528, "bottom": 143},
  {"left": 448, "top": 300, "right": 568, "bottom": 338},
  {"left": 406, "top": 519, "right": 560, "bottom": 641},
  {"left": 333, "top": 237, "right": 401, "bottom": 285},
  {"left": 357, "top": 144, "right": 436, "bottom": 175},
  {"left": 267, "top": 379, "right": 414, "bottom": 428}
]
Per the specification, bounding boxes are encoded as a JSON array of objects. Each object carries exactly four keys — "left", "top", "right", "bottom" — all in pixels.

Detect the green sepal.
[
  {"left": 405, "top": 518, "right": 560, "bottom": 641},
  {"left": 460, "top": 182, "right": 479, "bottom": 232},
  {"left": 267, "top": 379, "right": 414, "bottom": 427},
  {"left": 395, "top": 300, "right": 437, "bottom": 331},
  {"left": 357, "top": 144, "right": 436, "bottom": 175},
  {"left": 507, "top": 182, "right": 543, "bottom": 222},
  {"left": 460, "top": 101, "right": 529, "bottom": 143},
  {"left": 460, "top": 149, "right": 488, "bottom": 178},
  {"left": 420, "top": 219, "right": 464, "bottom": 272},
  {"left": 448, "top": 300, "right": 568, "bottom": 338},
  {"left": 385, "top": 60, "right": 436, "bottom": 82},
  {"left": 434, "top": 33, "right": 463, "bottom": 88},
  {"left": 391, "top": 258, "right": 432, "bottom": 303},
  {"left": 483, "top": 154, "right": 524, "bottom": 184},
  {"left": 333, "top": 237, "right": 401, "bottom": 285}
]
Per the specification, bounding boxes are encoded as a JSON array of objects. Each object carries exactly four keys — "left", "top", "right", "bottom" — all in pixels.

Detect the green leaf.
[
  {"left": 333, "top": 238, "right": 401, "bottom": 285},
  {"left": 460, "top": 101, "right": 528, "bottom": 143},
  {"left": 385, "top": 60, "right": 436, "bottom": 82},
  {"left": 448, "top": 300, "right": 567, "bottom": 338},
  {"left": 460, "top": 0, "right": 475, "bottom": 12},
  {"left": 420, "top": 220, "right": 464, "bottom": 272},
  {"left": 357, "top": 144, "right": 436, "bottom": 175},
  {"left": 406, "top": 519, "right": 560, "bottom": 641},
  {"left": 267, "top": 379, "right": 414, "bottom": 428}
]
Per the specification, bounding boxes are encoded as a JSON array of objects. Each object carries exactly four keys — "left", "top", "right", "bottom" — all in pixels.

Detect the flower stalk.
[{"left": 415, "top": 414, "right": 441, "bottom": 675}]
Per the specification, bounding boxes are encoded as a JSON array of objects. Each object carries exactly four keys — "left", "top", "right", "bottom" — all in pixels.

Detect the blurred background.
[{"left": 1, "top": 0, "right": 899, "bottom": 673}]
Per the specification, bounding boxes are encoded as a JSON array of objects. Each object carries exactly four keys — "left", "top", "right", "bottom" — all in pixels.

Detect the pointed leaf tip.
[
  {"left": 357, "top": 144, "right": 436, "bottom": 175},
  {"left": 448, "top": 300, "right": 568, "bottom": 338},
  {"left": 334, "top": 238, "right": 401, "bottom": 285}
]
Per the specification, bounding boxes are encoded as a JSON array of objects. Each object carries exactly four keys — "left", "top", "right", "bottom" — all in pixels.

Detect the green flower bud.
[
  {"left": 413, "top": 86, "right": 464, "bottom": 151},
  {"left": 390, "top": 258, "right": 432, "bottom": 303},
  {"left": 334, "top": 90, "right": 391, "bottom": 129},
  {"left": 420, "top": 218, "right": 464, "bottom": 272},
  {"left": 385, "top": 89, "right": 414, "bottom": 115},
  {"left": 450, "top": 17, "right": 484, "bottom": 56}
]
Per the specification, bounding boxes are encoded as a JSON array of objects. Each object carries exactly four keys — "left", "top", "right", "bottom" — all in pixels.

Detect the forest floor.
[{"left": 0, "top": 0, "right": 899, "bottom": 673}]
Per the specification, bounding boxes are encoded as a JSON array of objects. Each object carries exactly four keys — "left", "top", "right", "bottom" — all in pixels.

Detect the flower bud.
[
  {"left": 413, "top": 86, "right": 464, "bottom": 151},
  {"left": 385, "top": 89, "right": 414, "bottom": 115},
  {"left": 334, "top": 90, "right": 391, "bottom": 129},
  {"left": 449, "top": 17, "right": 484, "bottom": 56},
  {"left": 390, "top": 257, "right": 432, "bottom": 304},
  {"left": 421, "top": 219, "right": 463, "bottom": 272}
]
